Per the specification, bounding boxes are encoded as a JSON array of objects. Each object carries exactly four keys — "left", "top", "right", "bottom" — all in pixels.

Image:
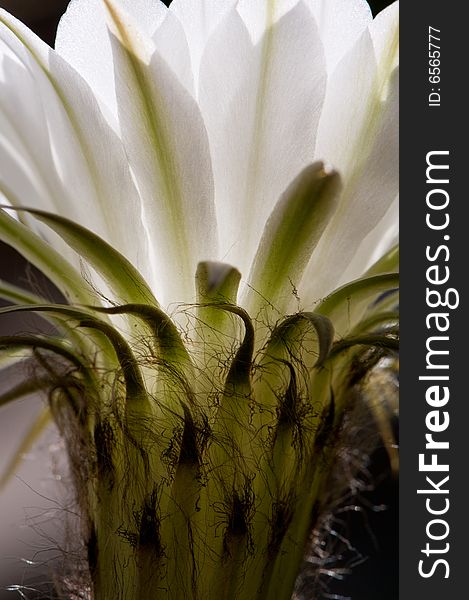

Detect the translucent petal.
[
  {"left": 169, "top": 0, "right": 236, "bottom": 85},
  {"left": 104, "top": 0, "right": 218, "bottom": 308},
  {"left": 0, "top": 53, "right": 62, "bottom": 217},
  {"left": 339, "top": 195, "right": 399, "bottom": 285},
  {"left": 305, "top": 0, "right": 372, "bottom": 72},
  {"left": 0, "top": 10, "right": 152, "bottom": 289},
  {"left": 244, "top": 163, "right": 340, "bottom": 318},
  {"left": 55, "top": 0, "right": 167, "bottom": 114},
  {"left": 236, "top": 0, "right": 300, "bottom": 44},
  {"left": 301, "top": 10, "right": 399, "bottom": 304},
  {"left": 199, "top": 1, "right": 327, "bottom": 279},
  {"left": 152, "top": 10, "right": 194, "bottom": 93},
  {"left": 369, "top": 0, "right": 399, "bottom": 74}
]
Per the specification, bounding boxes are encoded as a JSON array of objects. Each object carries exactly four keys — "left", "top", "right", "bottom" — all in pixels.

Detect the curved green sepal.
[
  {"left": 0, "top": 278, "right": 109, "bottom": 354},
  {"left": 350, "top": 310, "right": 399, "bottom": 336},
  {"left": 264, "top": 312, "right": 335, "bottom": 368},
  {"left": 0, "top": 334, "right": 92, "bottom": 375},
  {"left": 329, "top": 333, "right": 399, "bottom": 359},
  {"left": 206, "top": 304, "right": 255, "bottom": 390},
  {"left": 0, "top": 305, "right": 144, "bottom": 397},
  {"left": 0, "top": 346, "right": 31, "bottom": 370},
  {"left": 1, "top": 206, "right": 158, "bottom": 307},
  {"left": 316, "top": 273, "right": 399, "bottom": 336},
  {"left": 0, "top": 208, "right": 94, "bottom": 304},
  {"left": 88, "top": 303, "right": 191, "bottom": 369}
]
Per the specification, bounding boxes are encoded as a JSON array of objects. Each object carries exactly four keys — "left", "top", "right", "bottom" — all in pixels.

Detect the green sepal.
[
  {"left": 1, "top": 206, "right": 159, "bottom": 307},
  {"left": 329, "top": 332, "right": 399, "bottom": 359},
  {"left": 316, "top": 273, "right": 399, "bottom": 336},
  {"left": 193, "top": 302, "right": 255, "bottom": 397},
  {"left": 196, "top": 262, "right": 241, "bottom": 306},
  {"left": 89, "top": 303, "right": 192, "bottom": 371},
  {"left": 196, "top": 261, "right": 242, "bottom": 340},
  {"left": 0, "top": 208, "right": 95, "bottom": 304},
  {"left": 263, "top": 312, "right": 334, "bottom": 369},
  {"left": 0, "top": 334, "right": 93, "bottom": 377},
  {"left": 0, "top": 305, "right": 143, "bottom": 397},
  {"left": 0, "top": 278, "right": 106, "bottom": 353}
]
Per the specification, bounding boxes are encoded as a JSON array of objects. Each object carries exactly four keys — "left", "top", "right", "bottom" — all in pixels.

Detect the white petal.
[
  {"left": 369, "top": 1, "right": 399, "bottom": 74},
  {"left": 0, "top": 140, "right": 51, "bottom": 237},
  {"left": 236, "top": 0, "right": 371, "bottom": 70},
  {"left": 199, "top": 1, "right": 326, "bottom": 280},
  {"left": 0, "top": 74, "right": 80, "bottom": 264},
  {"left": 300, "top": 13, "right": 399, "bottom": 304},
  {"left": 104, "top": 0, "right": 218, "bottom": 308},
  {"left": 169, "top": 0, "right": 237, "bottom": 85},
  {"left": 305, "top": 0, "right": 372, "bottom": 72},
  {"left": 152, "top": 10, "right": 194, "bottom": 94},
  {"left": 236, "top": 0, "right": 300, "bottom": 44},
  {"left": 0, "top": 10, "right": 151, "bottom": 289},
  {"left": 315, "top": 30, "right": 377, "bottom": 171},
  {"left": 0, "top": 45, "right": 63, "bottom": 217},
  {"left": 55, "top": 0, "right": 167, "bottom": 115},
  {"left": 338, "top": 195, "right": 399, "bottom": 286}
]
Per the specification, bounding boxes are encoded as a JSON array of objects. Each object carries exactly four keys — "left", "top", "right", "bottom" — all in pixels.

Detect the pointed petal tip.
[
  {"left": 102, "top": 0, "right": 152, "bottom": 61},
  {"left": 101, "top": 0, "right": 130, "bottom": 45}
]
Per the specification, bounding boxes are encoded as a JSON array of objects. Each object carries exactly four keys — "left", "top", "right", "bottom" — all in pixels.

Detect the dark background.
[{"left": 0, "top": 1, "right": 397, "bottom": 599}]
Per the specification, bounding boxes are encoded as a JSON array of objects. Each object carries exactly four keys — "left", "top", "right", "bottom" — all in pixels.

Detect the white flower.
[
  {"left": 0, "top": 0, "right": 398, "bottom": 320},
  {"left": 0, "top": 3, "right": 399, "bottom": 598}
]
